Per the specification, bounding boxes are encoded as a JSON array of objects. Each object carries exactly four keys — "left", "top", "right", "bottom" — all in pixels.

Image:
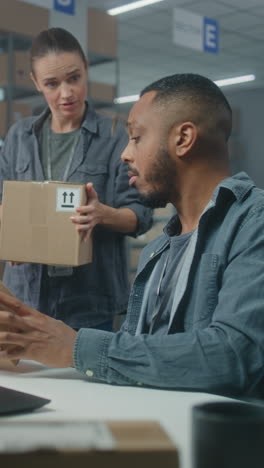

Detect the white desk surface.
[{"left": 0, "top": 360, "right": 232, "bottom": 468}]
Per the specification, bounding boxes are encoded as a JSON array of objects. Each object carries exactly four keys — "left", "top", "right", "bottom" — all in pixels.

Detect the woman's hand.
[
  {"left": 71, "top": 182, "right": 138, "bottom": 240},
  {"left": 0, "top": 292, "right": 77, "bottom": 368},
  {"left": 70, "top": 183, "right": 106, "bottom": 241}
]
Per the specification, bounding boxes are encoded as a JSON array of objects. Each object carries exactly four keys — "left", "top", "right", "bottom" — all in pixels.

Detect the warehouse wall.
[{"left": 226, "top": 86, "right": 264, "bottom": 188}]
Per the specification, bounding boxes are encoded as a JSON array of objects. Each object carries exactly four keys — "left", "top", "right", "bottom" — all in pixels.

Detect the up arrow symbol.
[
  {"left": 62, "top": 192, "right": 67, "bottom": 203},
  {"left": 69, "top": 192, "right": 75, "bottom": 204}
]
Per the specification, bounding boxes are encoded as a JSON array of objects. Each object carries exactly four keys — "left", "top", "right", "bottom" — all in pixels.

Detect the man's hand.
[
  {"left": 0, "top": 292, "right": 77, "bottom": 368},
  {"left": 70, "top": 183, "right": 105, "bottom": 242}
]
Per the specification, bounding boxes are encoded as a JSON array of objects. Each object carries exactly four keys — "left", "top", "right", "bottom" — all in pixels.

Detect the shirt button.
[
  {"left": 137, "top": 382, "right": 143, "bottom": 386},
  {"left": 86, "top": 369, "right": 94, "bottom": 377},
  {"left": 150, "top": 252, "right": 154, "bottom": 258}
]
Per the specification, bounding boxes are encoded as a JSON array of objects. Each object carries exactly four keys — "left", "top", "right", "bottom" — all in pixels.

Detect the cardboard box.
[
  {"left": 0, "top": 181, "right": 92, "bottom": 266},
  {"left": 0, "top": 0, "right": 49, "bottom": 37},
  {"left": 88, "top": 81, "right": 115, "bottom": 104},
  {"left": 0, "top": 421, "right": 179, "bottom": 468},
  {"left": 0, "top": 50, "right": 34, "bottom": 89},
  {"left": 0, "top": 101, "right": 32, "bottom": 136},
  {"left": 0, "top": 280, "right": 19, "bottom": 369},
  {"left": 88, "top": 8, "right": 117, "bottom": 59}
]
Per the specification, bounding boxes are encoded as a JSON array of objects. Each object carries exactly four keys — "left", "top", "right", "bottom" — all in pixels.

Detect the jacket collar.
[
  {"left": 212, "top": 172, "right": 255, "bottom": 204},
  {"left": 164, "top": 172, "right": 255, "bottom": 237}
]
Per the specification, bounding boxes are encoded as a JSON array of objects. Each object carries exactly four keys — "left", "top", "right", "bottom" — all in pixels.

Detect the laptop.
[{"left": 0, "top": 386, "right": 51, "bottom": 415}]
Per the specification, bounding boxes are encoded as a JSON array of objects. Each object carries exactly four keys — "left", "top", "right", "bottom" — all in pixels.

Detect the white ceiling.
[{"left": 85, "top": 0, "right": 264, "bottom": 107}]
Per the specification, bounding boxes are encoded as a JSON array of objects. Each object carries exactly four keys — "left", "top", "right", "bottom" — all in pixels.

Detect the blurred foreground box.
[
  {"left": 0, "top": 181, "right": 92, "bottom": 266},
  {"left": 0, "top": 421, "right": 179, "bottom": 468}
]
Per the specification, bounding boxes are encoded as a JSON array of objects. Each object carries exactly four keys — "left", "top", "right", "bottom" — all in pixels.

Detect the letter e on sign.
[
  {"left": 54, "top": 0, "right": 75, "bottom": 15},
  {"left": 203, "top": 17, "right": 219, "bottom": 54}
]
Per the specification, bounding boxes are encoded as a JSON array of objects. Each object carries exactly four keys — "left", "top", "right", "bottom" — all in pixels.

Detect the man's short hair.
[{"left": 140, "top": 73, "right": 232, "bottom": 141}]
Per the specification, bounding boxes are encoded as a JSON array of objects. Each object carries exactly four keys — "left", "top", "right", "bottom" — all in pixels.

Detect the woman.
[{"left": 0, "top": 28, "right": 152, "bottom": 331}]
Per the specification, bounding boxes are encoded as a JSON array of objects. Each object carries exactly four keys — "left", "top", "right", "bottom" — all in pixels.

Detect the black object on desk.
[
  {"left": 0, "top": 385, "right": 51, "bottom": 415},
  {"left": 192, "top": 400, "right": 264, "bottom": 468}
]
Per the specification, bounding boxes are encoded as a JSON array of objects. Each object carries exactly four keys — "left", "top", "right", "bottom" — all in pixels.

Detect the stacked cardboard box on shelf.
[
  {"left": 88, "top": 8, "right": 117, "bottom": 59},
  {"left": 88, "top": 81, "right": 116, "bottom": 105},
  {"left": 0, "top": 0, "right": 48, "bottom": 37},
  {"left": 0, "top": 0, "right": 48, "bottom": 137},
  {"left": 0, "top": 101, "right": 32, "bottom": 137},
  {"left": 0, "top": 50, "right": 33, "bottom": 89},
  {"left": 87, "top": 8, "right": 117, "bottom": 105}
]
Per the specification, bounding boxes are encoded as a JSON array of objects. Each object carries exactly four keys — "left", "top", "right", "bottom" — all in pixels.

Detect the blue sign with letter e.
[
  {"left": 203, "top": 17, "right": 219, "bottom": 54},
  {"left": 54, "top": 0, "right": 75, "bottom": 15}
]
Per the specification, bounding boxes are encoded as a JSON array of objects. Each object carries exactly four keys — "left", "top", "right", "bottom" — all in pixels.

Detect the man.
[{"left": 0, "top": 73, "right": 264, "bottom": 398}]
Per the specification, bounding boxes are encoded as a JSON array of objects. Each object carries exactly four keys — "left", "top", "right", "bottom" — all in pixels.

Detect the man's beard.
[
  {"left": 139, "top": 145, "right": 177, "bottom": 209},
  {"left": 139, "top": 191, "right": 168, "bottom": 209}
]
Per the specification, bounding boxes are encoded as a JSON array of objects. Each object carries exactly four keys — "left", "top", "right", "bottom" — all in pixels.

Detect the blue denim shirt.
[
  {"left": 74, "top": 172, "right": 264, "bottom": 397},
  {"left": 0, "top": 103, "right": 153, "bottom": 327}
]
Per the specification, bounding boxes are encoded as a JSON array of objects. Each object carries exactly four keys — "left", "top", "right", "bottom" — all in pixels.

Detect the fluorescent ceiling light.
[
  {"left": 114, "top": 94, "right": 140, "bottom": 104},
  {"left": 114, "top": 74, "right": 256, "bottom": 104},
  {"left": 214, "top": 74, "right": 255, "bottom": 87},
  {"left": 108, "top": 0, "right": 165, "bottom": 16}
]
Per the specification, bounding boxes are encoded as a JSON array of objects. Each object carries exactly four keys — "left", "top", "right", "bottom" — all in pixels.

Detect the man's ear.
[
  {"left": 30, "top": 72, "right": 40, "bottom": 92},
  {"left": 170, "top": 122, "right": 197, "bottom": 158}
]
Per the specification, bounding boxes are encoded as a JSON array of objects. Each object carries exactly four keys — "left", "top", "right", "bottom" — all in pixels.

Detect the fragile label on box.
[{"left": 56, "top": 187, "right": 81, "bottom": 212}]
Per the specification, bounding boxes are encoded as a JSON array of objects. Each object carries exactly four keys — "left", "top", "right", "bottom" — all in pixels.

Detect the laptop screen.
[{"left": 0, "top": 386, "right": 51, "bottom": 415}]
